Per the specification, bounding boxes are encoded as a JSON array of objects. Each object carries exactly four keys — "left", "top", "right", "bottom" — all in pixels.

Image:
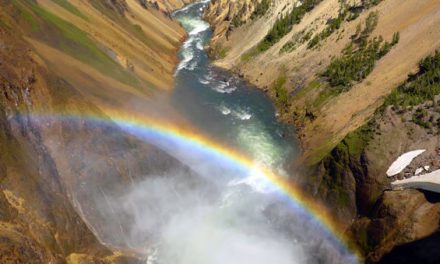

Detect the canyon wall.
[
  {"left": 0, "top": 0, "right": 191, "bottom": 262},
  {"left": 205, "top": 0, "right": 440, "bottom": 262},
  {"left": 206, "top": 0, "right": 440, "bottom": 160}
]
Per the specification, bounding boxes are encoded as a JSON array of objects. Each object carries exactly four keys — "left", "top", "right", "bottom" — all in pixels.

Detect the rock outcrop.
[{"left": 310, "top": 93, "right": 440, "bottom": 262}]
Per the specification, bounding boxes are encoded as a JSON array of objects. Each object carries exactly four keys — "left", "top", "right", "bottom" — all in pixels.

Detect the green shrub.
[
  {"left": 322, "top": 36, "right": 390, "bottom": 91},
  {"left": 391, "top": 32, "right": 400, "bottom": 46},
  {"left": 412, "top": 108, "right": 431, "bottom": 128},
  {"left": 321, "top": 12, "right": 399, "bottom": 93},
  {"left": 307, "top": 0, "right": 383, "bottom": 49},
  {"left": 384, "top": 50, "right": 440, "bottom": 108},
  {"left": 272, "top": 72, "right": 289, "bottom": 107},
  {"left": 362, "top": 11, "right": 379, "bottom": 36},
  {"left": 257, "top": 0, "right": 323, "bottom": 52},
  {"left": 280, "top": 41, "right": 297, "bottom": 53},
  {"left": 308, "top": 9, "right": 347, "bottom": 49},
  {"left": 251, "top": 0, "right": 271, "bottom": 20},
  {"left": 15, "top": 0, "right": 140, "bottom": 88},
  {"left": 279, "top": 29, "right": 312, "bottom": 54},
  {"left": 232, "top": 15, "right": 242, "bottom": 28},
  {"left": 52, "top": 0, "right": 87, "bottom": 20}
]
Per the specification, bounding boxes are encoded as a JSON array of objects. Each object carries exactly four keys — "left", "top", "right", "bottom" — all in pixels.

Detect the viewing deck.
[{"left": 391, "top": 169, "right": 440, "bottom": 193}]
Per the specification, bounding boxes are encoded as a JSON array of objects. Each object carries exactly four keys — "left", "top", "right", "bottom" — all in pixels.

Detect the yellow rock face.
[{"left": 0, "top": 1, "right": 193, "bottom": 262}]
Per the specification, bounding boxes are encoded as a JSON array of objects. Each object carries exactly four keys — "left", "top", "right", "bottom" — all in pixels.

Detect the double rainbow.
[{"left": 32, "top": 109, "right": 360, "bottom": 262}]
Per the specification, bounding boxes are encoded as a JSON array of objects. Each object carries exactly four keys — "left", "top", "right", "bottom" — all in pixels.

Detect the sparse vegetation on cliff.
[
  {"left": 52, "top": 0, "right": 88, "bottom": 20},
  {"left": 316, "top": 50, "right": 440, "bottom": 170},
  {"left": 384, "top": 50, "right": 440, "bottom": 108},
  {"left": 12, "top": 0, "right": 141, "bottom": 88},
  {"left": 227, "top": 0, "right": 272, "bottom": 28},
  {"left": 322, "top": 12, "right": 399, "bottom": 93},
  {"left": 257, "top": 0, "right": 323, "bottom": 52},
  {"left": 272, "top": 72, "right": 289, "bottom": 107},
  {"left": 211, "top": 43, "right": 230, "bottom": 59},
  {"left": 308, "top": 8, "right": 346, "bottom": 49},
  {"left": 280, "top": 29, "right": 313, "bottom": 54},
  {"left": 250, "top": 0, "right": 271, "bottom": 20},
  {"left": 307, "top": 0, "right": 384, "bottom": 49}
]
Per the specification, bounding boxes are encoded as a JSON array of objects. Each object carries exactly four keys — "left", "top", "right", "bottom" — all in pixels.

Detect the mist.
[{"left": 98, "top": 158, "right": 306, "bottom": 264}]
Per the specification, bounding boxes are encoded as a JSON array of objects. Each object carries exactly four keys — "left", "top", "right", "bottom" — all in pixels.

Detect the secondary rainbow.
[{"left": 31, "top": 108, "right": 360, "bottom": 262}]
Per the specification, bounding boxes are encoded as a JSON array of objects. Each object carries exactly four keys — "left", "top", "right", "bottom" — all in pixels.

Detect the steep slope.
[
  {"left": 205, "top": 0, "right": 440, "bottom": 262},
  {"left": 0, "top": 0, "right": 192, "bottom": 262},
  {"left": 7, "top": 0, "right": 186, "bottom": 91},
  {"left": 206, "top": 0, "right": 440, "bottom": 161},
  {"left": 0, "top": 25, "right": 132, "bottom": 264},
  {"left": 311, "top": 52, "right": 440, "bottom": 262}
]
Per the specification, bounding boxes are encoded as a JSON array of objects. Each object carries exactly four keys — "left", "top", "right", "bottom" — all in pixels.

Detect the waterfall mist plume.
[{"left": 106, "top": 170, "right": 304, "bottom": 264}]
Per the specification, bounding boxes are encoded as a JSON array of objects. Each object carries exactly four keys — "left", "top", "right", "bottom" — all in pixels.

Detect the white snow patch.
[
  {"left": 386, "top": 149, "right": 426, "bottom": 177},
  {"left": 415, "top": 168, "right": 424, "bottom": 175}
]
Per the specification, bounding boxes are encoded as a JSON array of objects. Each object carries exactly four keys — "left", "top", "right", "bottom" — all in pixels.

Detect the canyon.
[{"left": 0, "top": 0, "right": 439, "bottom": 263}]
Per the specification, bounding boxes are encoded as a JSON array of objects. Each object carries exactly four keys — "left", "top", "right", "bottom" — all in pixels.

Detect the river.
[{"left": 172, "top": 1, "right": 296, "bottom": 170}]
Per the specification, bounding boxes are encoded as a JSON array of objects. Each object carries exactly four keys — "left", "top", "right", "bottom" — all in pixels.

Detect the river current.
[{"left": 172, "top": 1, "right": 296, "bottom": 170}]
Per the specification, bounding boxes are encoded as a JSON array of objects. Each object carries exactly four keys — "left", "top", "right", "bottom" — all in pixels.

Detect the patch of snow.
[
  {"left": 424, "top": 165, "right": 430, "bottom": 171},
  {"left": 386, "top": 149, "right": 426, "bottom": 177},
  {"left": 415, "top": 168, "right": 424, "bottom": 175}
]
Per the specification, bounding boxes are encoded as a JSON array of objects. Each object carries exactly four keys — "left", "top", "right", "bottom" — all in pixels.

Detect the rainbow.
[{"left": 31, "top": 109, "right": 360, "bottom": 263}]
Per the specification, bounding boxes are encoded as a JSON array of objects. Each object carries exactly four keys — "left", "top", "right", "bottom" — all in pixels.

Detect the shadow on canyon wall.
[{"left": 378, "top": 231, "right": 440, "bottom": 264}]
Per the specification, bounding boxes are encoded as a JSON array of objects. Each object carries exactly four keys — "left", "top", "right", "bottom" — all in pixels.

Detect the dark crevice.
[
  {"left": 378, "top": 231, "right": 440, "bottom": 264},
  {"left": 421, "top": 190, "right": 440, "bottom": 203}
]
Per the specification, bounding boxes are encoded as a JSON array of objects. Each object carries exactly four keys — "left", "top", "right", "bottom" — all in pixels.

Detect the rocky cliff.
[
  {"left": 206, "top": 0, "right": 440, "bottom": 159},
  {"left": 0, "top": 0, "right": 191, "bottom": 262},
  {"left": 146, "top": 0, "right": 194, "bottom": 13},
  {"left": 205, "top": 0, "right": 440, "bottom": 262}
]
